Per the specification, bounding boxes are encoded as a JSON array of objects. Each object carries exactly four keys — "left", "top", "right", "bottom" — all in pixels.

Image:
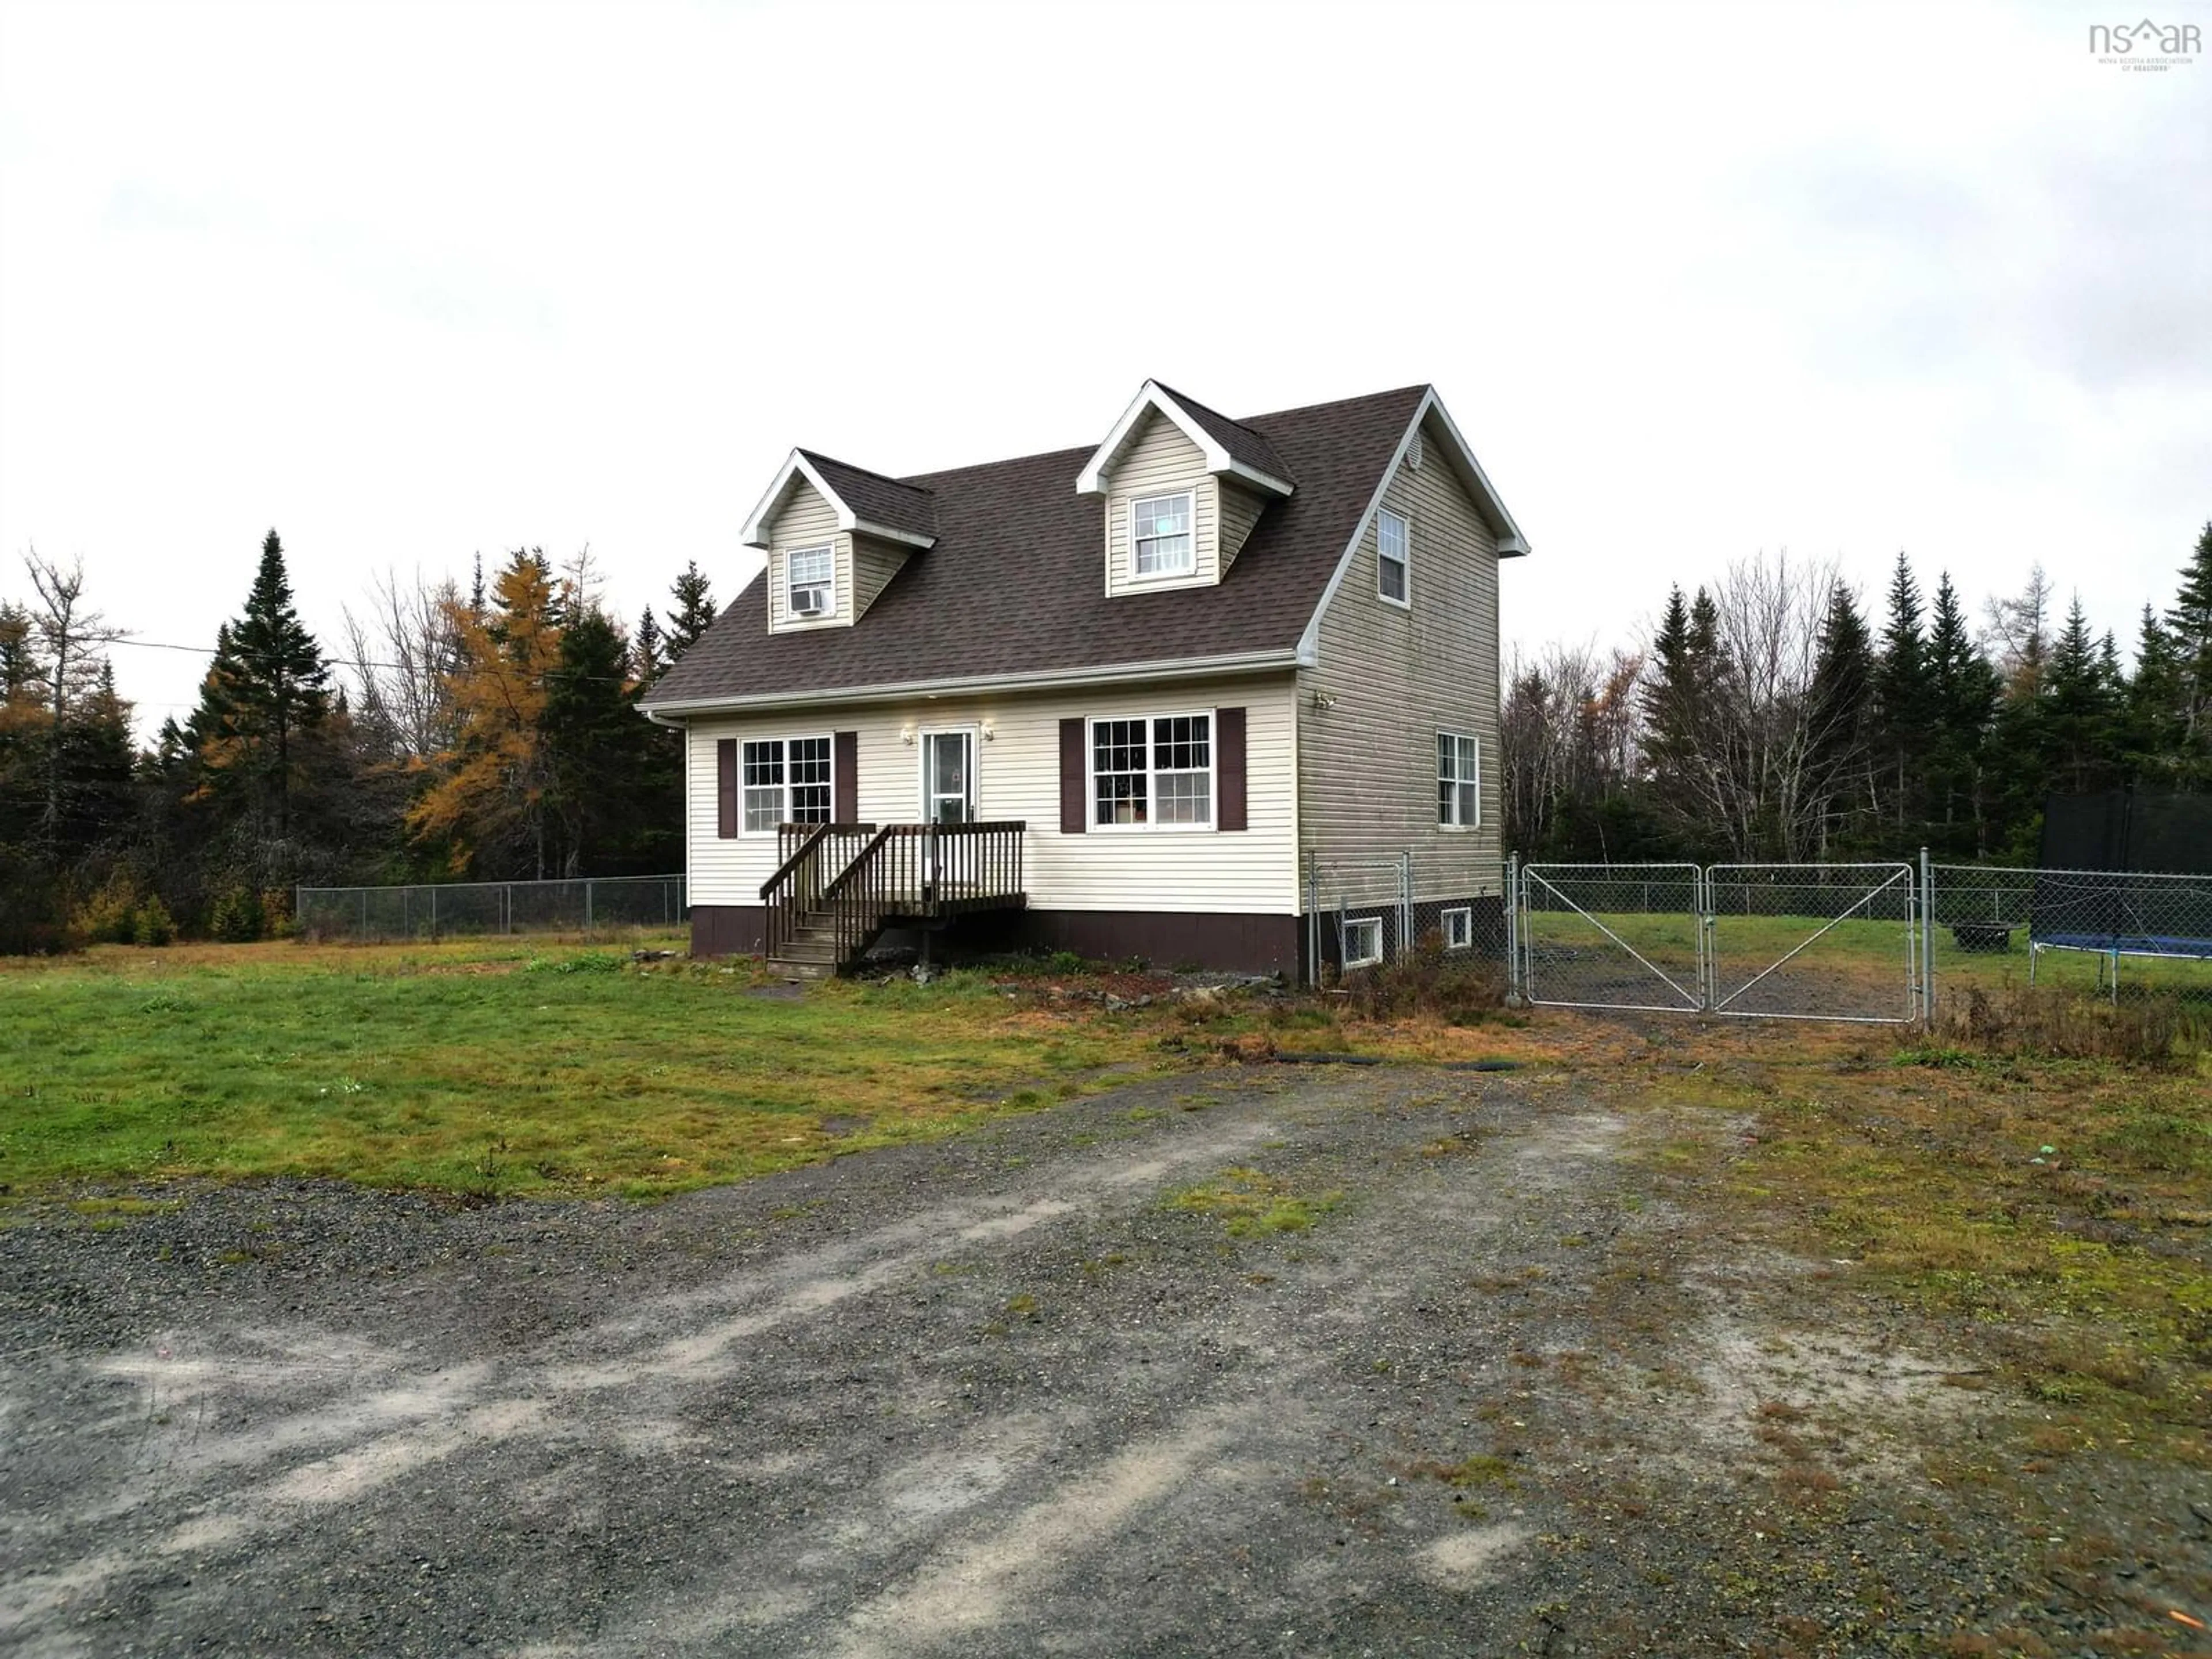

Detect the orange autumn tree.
[{"left": 406, "top": 550, "right": 564, "bottom": 877}]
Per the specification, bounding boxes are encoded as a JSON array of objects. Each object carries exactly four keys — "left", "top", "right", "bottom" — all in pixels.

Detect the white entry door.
[{"left": 921, "top": 730, "right": 975, "bottom": 825}]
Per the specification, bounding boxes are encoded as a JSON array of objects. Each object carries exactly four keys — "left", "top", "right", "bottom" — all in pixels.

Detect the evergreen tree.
[
  {"left": 635, "top": 605, "right": 665, "bottom": 684},
  {"left": 541, "top": 607, "right": 647, "bottom": 876},
  {"left": 2123, "top": 605, "right": 2187, "bottom": 783},
  {"left": 1804, "top": 581, "right": 1875, "bottom": 853},
  {"left": 190, "top": 531, "right": 332, "bottom": 838},
  {"left": 1872, "top": 552, "right": 1933, "bottom": 835},
  {"left": 2040, "top": 596, "right": 2120, "bottom": 796},
  {"left": 2168, "top": 521, "right": 2212, "bottom": 771},
  {"left": 1925, "top": 573, "right": 2000, "bottom": 854},
  {"left": 665, "top": 561, "right": 717, "bottom": 664}
]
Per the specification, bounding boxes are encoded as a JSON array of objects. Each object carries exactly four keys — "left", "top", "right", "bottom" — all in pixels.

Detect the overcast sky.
[{"left": 2, "top": 0, "right": 2207, "bottom": 736}]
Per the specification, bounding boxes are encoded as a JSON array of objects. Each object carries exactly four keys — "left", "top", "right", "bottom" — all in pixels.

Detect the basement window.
[
  {"left": 1343, "top": 916, "right": 1384, "bottom": 968},
  {"left": 1442, "top": 907, "right": 1473, "bottom": 951}
]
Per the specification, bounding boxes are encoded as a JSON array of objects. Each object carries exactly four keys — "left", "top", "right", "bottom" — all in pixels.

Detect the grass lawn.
[{"left": 0, "top": 936, "right": 1171, "bottom": 1199}]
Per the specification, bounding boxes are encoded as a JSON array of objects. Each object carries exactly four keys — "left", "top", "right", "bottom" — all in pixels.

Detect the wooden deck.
[{"left": 760, "top": 822, "right": 1027, "bottom": 977}]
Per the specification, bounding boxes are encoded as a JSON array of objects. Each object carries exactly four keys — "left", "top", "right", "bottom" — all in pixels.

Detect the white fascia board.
[
  {"left": 1293, "top": 388, "right": 1532, "bottom": 667},
  {"left": 1074, "top": 380, "right": 1293, "bottom": 499},
  {"left": 637, "top": 648, "right": 1300, "bottom": 718},
  {"left": 740, "top": 451, "right": 937, "bottom": 550},
  {"left": 1421, "top": 393, "right": 1530, "bottom": 557},
  {"left": 853, "top": 520, "right": 935, "bottom": 550}
]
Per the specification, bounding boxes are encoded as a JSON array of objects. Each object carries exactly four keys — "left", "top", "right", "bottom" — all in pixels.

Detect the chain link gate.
[{"left": 1516, "top": 861, "right": 1922, "bottom": 1022}]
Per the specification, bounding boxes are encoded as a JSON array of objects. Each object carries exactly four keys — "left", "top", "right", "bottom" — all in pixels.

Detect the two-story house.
[{"left": 638, "top": 380, "right": 1528, "bottom": 979}]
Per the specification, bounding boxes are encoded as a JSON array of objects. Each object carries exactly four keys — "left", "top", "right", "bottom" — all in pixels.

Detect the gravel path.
[{"left": 2, "top": 1065, "right": 2203, "bottom": 1656}]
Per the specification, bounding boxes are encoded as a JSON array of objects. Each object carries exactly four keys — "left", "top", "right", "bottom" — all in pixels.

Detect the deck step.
[{"left": 768, "top": 957, "right": 832, "bottom": 981}]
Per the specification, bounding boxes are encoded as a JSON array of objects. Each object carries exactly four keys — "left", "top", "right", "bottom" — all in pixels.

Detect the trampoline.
[{"left": 2031, "top": 793, "right": 2212, "bottom": 997}]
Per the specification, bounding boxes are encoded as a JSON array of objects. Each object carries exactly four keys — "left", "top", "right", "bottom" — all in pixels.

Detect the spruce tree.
[
  {"left": 635, "top": 605, "right": 665, "bottom": 684},
  {"left": 1872, "top": 552, "right": 1932, "bottom": 836},
  {"left": 665, "top": 562, "right": 717, "bottom": 664},
  {"left": 192, "top": 531, "right": 332, "bottom": 838},
  {"left": 1805, "top": 582, "right": 1875, "bottom": 853},
  {"left": 2124, "top": 605, "right": 2186, "bottom": 782},
  {"left": 1925, "top": 573, "right": 1998, "bottom": 854},
  {"left": 2167, "top": 520, "right": 2212, "bottom": 770},
  {"left": 2041, "top": 596, "right": 2120, "bottom": 796}
]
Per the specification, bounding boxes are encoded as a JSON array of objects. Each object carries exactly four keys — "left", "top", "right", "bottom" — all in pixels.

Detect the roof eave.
[
  {"left": 740, "top": 449, "right": 938, "bottom": 550},
  {"left": 1074, "top": 380, "right": 1295, "bottom": 499},
  {"left": 638, "top": 647, "right": 1302, "bottom": 718}
]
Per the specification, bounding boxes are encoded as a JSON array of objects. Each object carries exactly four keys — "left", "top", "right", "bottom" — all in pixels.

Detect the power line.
[{"left": 99, "top": 633, "right": 652, "bottom": 687}]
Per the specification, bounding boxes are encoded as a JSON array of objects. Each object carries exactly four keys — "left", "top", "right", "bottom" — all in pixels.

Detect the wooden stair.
[
  {"left": 759, "top": 820, "right": 1028, "bottom": 983},
  {"left": 767, "top": 910, "right": 878, "bottom": 982}
]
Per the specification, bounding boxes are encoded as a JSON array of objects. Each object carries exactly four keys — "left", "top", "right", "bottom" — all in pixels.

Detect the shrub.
[
  {"left": 208, "top": 888, "right": 265, "bottom": 942},
  {"left": 74, "top": 874, "right": 141, "bottom": 945},
  {"left": 1340, "top": 944, "right": 1505, "bottom": 1024},
  {"left": 132, "top": 898, "right": 176, "bottom": 948},
  {"left": 1921, "top": 983, "right": 2201, "bottom": 1066}
]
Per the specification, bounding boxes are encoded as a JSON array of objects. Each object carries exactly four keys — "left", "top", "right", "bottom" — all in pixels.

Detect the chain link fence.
[
  {"left": 1305, "top": 851, "right": 1508, "bottom": 986},
  {"left": 1930, "top": 863, "right": 2212, "bottom": 1008},
  {"left": 296, "top": 875, "right": 688, "bottom": 944}
]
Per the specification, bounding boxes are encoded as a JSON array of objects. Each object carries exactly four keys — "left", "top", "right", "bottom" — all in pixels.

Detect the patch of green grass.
[
  {"left": 0, "top": 937, "right": 1167, "bottom": 1199},
  {"left": 1168, "top": 1166, "right": 1341, "bottom": 1238}
]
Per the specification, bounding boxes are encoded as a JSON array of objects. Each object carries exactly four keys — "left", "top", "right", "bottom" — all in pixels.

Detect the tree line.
[
  {"left": 1502, "top": 524, "right": 2212, "bottom": 865},
  {"left": 0, "top": 535, "right": 716, "bottom": 952}
]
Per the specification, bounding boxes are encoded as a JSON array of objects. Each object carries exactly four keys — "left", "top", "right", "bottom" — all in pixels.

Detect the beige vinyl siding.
[
  {"left": 685, "top": 673, "right": 1300, "bottom": 914},
  {"left": 1103, "top": 411, "right": 1219, "bottom": 596},
  {"left": 766, "top": 481, "right": 850, "bottom": 631},
  {"left": 1218, "top": 482, "right": 1268, "bottom": 572},
  {"left": 850, "top": 533, "right": 910, "bottom": 620},
  {"left": 1298, "top": 411, "right": 1503, "bottom": 904}
]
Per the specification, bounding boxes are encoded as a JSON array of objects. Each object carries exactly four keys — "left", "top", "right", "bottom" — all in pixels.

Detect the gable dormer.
[
  {"left": 741, "top": 449, "right": 936, "bottom": 632},
  {"left": 1076, "top": 381, "right": 1294, "bottom": 597}
]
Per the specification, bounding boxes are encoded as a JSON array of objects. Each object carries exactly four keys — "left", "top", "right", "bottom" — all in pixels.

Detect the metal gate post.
[
  {"left": 1919, "top": 846, "right": 1934, "bottom": 1024},
  {"left": 585, "top": 880, "right": 594, "bottom": 934},
  {"left": 1400, "top": 850, "right": 1413, "bottom": 960},
  {"left": 1305, "top": 852, "right": 1320, "bottom": 990},
  {"left": 1504, "top": 853, "right": 1520, "bottom": 1002},
  {"left": 430, "top": 885, "right": 438, "bottom": 941}
]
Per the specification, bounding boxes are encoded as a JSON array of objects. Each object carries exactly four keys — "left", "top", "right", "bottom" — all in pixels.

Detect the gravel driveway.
[{"left": 3, "top": 1065, "right": 2202, "bottom": 1656}]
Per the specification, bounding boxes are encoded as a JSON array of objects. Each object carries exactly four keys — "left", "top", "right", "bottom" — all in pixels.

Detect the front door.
[{"left": 921, "top": 730, "right": 975, "bottom": 824}]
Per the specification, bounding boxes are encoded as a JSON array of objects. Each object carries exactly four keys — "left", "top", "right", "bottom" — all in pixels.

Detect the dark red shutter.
[
  {"left": 1216, "top": 707, "right": 1248, "bottom": 832},
  {"left": 717, "top": 738, "right": 738, "bottom": 838},
  {"left": 833, "top": 730, "right": 858, "bottom": 821},
  {"left": 1059, "top": 718, "right": 1087, "bottom": 834}
]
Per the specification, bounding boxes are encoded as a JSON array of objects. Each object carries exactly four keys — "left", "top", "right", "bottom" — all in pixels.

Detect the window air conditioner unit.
[{"left": 790, "top": 589, "right": 827, "bottom": 617}]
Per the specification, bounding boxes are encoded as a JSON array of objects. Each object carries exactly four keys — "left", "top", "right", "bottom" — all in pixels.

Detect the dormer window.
[
  {"left": 787, "top": 543, "right": 834, "bottom": 619},
  {"left": 1132, "top": 493, "right": 1194, "bottom": 578}
]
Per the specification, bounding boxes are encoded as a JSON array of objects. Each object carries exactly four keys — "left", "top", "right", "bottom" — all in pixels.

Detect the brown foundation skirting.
[
  {"left": 687, "top": 904, "right": 1300, "bottom": 976},
  {"left": 691, "top": 904, "right": 767, "bottom": 959}
]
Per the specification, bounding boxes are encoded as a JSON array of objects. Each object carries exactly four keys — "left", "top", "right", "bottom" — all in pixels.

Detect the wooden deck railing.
[
  {"left": 820, "top": 821, "right": 1028, "bottom": 967},
  {"left": 759, "top": 822, "right": 877, "bottom": 960}
]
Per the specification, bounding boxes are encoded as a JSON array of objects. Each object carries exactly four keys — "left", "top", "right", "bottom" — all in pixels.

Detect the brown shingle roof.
[
  {"left": 797, "top": 450, "right": 938, "bottom": 543},
  {"left": 646, "top": 384, "right": 1429, "bottom": 709},
  {"left": 1152, "top": 382, "right": 1292, "bottom": 486}
]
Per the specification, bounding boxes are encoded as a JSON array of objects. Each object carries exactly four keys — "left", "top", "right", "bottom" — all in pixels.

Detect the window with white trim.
[
  {"left": 1343, "top": 917, "right": 1384, "bottom": 968},
  {"left": 1378, "top": 508, "right": 1410, "bottom": 604},
  {"left": 1437, "top": 732, "right": 1479, "bottom": 828},
  {"left": 1090, "top": 712, "right": 1213, "bottom": 827},
  {"left": 1131, "top": 493, "right": 1194, "bottom": 578},
  {"left": 1441, "top": 907, "right": 1472, "bottom": 951},
  {"left": 741, "top": 736, "right": 832, "bottom": 831},
  {"left": 787, "top": 543, "right": 834, "bottom": 618}
]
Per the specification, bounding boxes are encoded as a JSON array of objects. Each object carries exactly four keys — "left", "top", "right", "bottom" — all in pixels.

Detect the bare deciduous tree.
[
  {"left": 23, "top": 549, "right": 126, "bottom": 841},
  {"left": 340, "top": 569, "right": 467, "bottom": 759}
]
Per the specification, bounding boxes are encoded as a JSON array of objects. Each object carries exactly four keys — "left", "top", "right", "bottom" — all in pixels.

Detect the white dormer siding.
[
  {"left": 1102, "top": 411, "right": 1221, "bottom": 596},
  {"left": 767, "top": 480, "right": 849, "bottom": 631}
]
